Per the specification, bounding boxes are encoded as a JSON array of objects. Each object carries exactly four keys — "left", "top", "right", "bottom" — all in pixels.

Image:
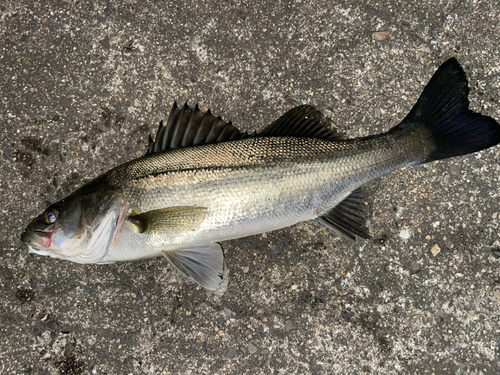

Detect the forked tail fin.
[{"left": 394, "top": 58, "right": 500, "bottom": 163}]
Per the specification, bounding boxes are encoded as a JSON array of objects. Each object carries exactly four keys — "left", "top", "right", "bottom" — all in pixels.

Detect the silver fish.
[{"left": 21, "top": 58, "right": 500, "bottom": 294}]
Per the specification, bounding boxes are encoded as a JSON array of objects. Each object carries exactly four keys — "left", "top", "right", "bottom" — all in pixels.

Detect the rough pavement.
[{"left": 1, "top": 0, "right": 499, "bottom": 374}]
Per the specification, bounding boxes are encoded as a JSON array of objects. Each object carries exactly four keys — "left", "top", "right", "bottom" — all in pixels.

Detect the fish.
[{"left": 21, "top": 58, "right": 500, "bottom": 295}]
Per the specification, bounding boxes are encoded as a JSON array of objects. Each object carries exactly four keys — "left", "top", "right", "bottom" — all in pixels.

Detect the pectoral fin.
[
  {"left": 129, "top": 206, "right": 207, "bottom": 234},
  {"left": 162, "top": 243, "right": 228, "bottom": 295}
]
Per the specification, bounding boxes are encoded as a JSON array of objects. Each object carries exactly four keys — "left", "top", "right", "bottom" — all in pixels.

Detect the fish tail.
[{"left": 392, "top": 58, "right": 500, "bottom": 164}]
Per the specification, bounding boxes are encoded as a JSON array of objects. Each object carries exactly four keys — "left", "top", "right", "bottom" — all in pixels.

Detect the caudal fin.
[{"left": 397, "top": 58, "right": 500, "bottom": 163}]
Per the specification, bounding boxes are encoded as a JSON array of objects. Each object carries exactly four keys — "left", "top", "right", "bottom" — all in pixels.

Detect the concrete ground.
[{"left": 1, "top": 0, "right": 499, "bottom": 374}]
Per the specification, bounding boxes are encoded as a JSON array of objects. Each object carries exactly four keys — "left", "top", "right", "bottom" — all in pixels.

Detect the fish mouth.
[{"left": 21, "top": 230, "right": 53, "bottom": 250}]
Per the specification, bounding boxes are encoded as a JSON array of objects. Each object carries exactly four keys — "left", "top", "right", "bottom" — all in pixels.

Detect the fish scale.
[{"left": 105, "top": 134, "right": 424, "bottom": 253}]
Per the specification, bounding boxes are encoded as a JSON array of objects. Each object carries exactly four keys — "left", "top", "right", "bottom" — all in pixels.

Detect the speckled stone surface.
[{"left": 1, "top": 1, "right": 499, "bottom": 374}]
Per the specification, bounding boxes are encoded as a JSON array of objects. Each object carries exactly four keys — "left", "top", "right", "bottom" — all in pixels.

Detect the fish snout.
[
  {"left": 20, "top": 229, "right": 53, "bottom": 248},
  {"left": 20, "top": 231, "right": 31, "bottom": 243}
]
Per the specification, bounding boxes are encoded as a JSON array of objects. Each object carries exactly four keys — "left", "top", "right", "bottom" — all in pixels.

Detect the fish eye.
[{"left": 44, "top": 209, "right": 59, "bottom": 225}]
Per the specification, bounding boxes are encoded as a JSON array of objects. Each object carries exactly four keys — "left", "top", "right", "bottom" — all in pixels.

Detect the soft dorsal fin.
[
  {"left": 146, "top": 103, "right": 250, "bottom": 154},
  {"left": 259, "top": 105, "right": 343, "bottom": 141},
  {"left": 317, "top": 188, "right": 371, "bottom": 241}
]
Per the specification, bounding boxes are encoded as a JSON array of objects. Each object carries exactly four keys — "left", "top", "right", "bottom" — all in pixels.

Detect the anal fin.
[
  {"left": 162, "top": 243, "right": 228, "bottom": 295},
  {"left": 317, "top": 188, "right": 371, "bottom": 241}
]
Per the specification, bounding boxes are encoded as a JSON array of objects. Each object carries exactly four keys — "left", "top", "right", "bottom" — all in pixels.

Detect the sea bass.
[{"left": 21, "top": 58, "right": 500, "bottom": 294}]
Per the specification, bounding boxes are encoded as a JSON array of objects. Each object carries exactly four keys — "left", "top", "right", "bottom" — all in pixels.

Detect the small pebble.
[
  {"left": 248, "top": 342, "right": 258, "bottom": 354},
  {"left": 403, "top": 259, "right": 421, "bottom": 275},
  {"left": 373, "top": 31, "right": 390, "bottom": 41},
  {"left": 450, "top": 165, "right": 461, "bottom": 175},
  {"left": 493, "top": 289, "right": 500, "bottom": 305},
  {"left": 399, "top": 229, "right": 410, "bottom": 239},
  {"left": 242, "top": 266, "right": 249, "bottom": 274},
  {"left": 431, "top": 244, "right": 441, "bottom": 257}
]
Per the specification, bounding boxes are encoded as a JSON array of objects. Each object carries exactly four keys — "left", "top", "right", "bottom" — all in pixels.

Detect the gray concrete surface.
[{"left": 1, "top": 0, "right": 500, "bottom": 374}]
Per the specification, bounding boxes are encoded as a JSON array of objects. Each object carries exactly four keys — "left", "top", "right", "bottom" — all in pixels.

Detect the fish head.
[{"left": 21, "top": 185, "right": 126, "bottom": 263}]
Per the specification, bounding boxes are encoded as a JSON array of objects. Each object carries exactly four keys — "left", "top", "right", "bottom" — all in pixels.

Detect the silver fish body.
[
  {"left": 104, "top": 131, "right": 426, "bottom": 262},
  {"left": 21, "top": 58, "right": 500, "bottom": 294}
]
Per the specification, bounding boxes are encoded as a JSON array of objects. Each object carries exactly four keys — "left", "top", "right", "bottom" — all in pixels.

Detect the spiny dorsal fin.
[
  {"left": 259, "top": 105, "right": 343, "bottom": 141},
  {"left": 317, "top": 188, "right": 371, "bottom": 241},
  {"left": 146, "top": 103, "right": 250, "bottom": 154}
]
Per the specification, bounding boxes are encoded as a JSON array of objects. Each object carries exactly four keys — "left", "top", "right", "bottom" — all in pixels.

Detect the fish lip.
[{"left": 21, "top": 229, "right": 53, "bottom": 248}]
